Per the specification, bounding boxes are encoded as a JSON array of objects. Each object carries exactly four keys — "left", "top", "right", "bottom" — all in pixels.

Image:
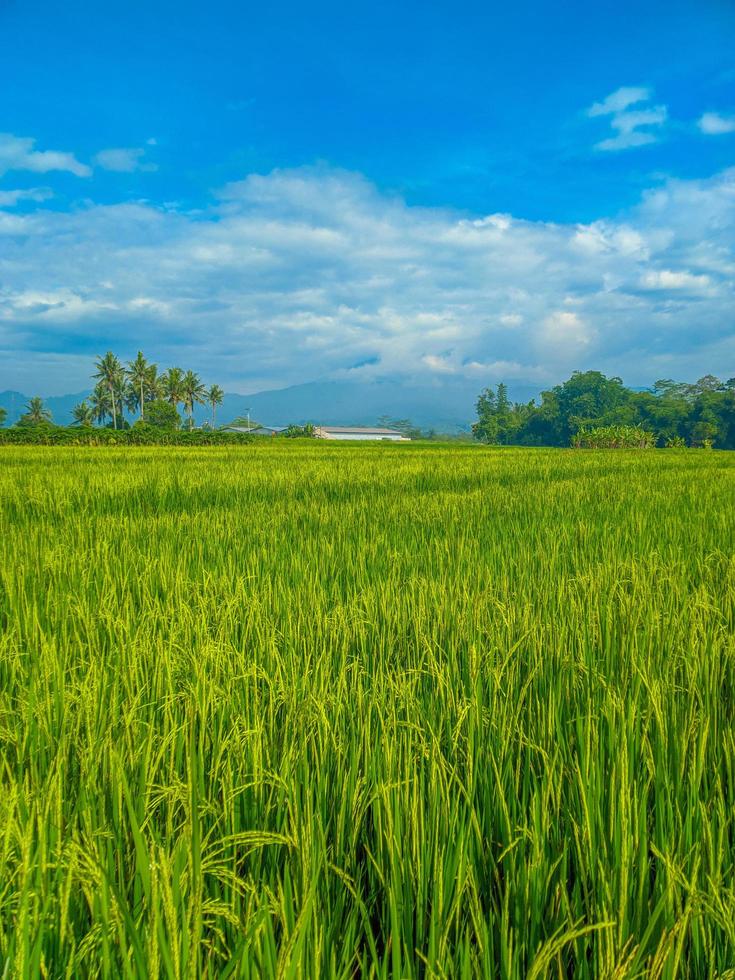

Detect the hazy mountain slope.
[{"left": 197, "top": 379, "right": 541, "bottom": 431}]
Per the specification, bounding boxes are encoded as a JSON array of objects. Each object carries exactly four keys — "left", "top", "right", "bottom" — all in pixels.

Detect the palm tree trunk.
[
  {"left": 140, "top": 380, "right": 145, "bottom": 421},
  {"left": 110, "top": 385, "right": 117, "bottom": 430}
]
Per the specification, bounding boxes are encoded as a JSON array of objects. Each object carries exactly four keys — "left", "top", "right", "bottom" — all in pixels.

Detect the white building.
[{"left": 314, "top": 426, "right": 410, "bottom": 441}]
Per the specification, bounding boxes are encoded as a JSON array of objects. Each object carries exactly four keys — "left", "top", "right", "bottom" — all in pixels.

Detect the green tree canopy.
[
  {"left": 144, "top": 399, "right": 182, "bottom": 430},
  {"left": 473, "top": 372, "right": 735, "bottom": 449}
]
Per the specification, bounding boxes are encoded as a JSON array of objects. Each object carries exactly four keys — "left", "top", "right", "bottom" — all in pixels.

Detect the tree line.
[
  {"left": 79, "top": 351, "right": 225, "bottom": 430},
  {"left": 0, "top": 352, "right": 225, "bottom": 432},
  {"left": 473, "top": 371, "right": 735, "bottom": 448},
  {"left": 3, "top": 362, "right": 734, "bottom": 448}
]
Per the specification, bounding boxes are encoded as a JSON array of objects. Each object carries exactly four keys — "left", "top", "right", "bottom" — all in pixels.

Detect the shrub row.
[{"left": 0, "top": 425, "right": 254, "bottom": 446}]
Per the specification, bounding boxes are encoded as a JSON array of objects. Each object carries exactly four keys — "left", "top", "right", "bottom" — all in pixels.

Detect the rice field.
[{"left": 0, "top": 443, "right": 734, "bottom": 979}]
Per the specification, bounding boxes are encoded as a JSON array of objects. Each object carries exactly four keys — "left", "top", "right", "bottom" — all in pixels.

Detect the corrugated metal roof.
[{"left": 317, "top": 426, "right": 404, "bottom": 435}]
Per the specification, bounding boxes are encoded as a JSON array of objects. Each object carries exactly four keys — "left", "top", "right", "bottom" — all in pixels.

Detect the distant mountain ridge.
[
  {"left": 0, "top": 390, "right": 91, "bottom": 427},
  {"left": 0, "top": 379, "right": 542, "bottom": 432}
]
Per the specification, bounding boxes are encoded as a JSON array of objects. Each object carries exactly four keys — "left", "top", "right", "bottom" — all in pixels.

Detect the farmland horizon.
[
  {"left": 2, "top": 0, "right": 734, "bottom": 974},
  {"left": 1, "top": 365, "right": 731, "bottom": 433}
]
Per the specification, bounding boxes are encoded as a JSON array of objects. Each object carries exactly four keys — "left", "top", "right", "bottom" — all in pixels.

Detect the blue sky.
[{"left": 0, "top": 0, "right": 734, "bottom": 395}]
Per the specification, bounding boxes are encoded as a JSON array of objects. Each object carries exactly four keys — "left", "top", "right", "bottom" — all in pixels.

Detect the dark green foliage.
[
  {"left": 472, "top": 383, "right": 527, "bottom": 444},
  {"left": 0, "top": 426, "right": 253, "bottom": 446},
  {"left": 143, "top": 399, "right": 182, "bottom": 430},
  {"left": 474, "top": 371, "right": 735, "bottom": 447}
]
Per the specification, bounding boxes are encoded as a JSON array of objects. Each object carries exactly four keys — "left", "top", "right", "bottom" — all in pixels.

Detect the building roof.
[{"left": 316, "top": 426, "right": 404, "bottom": 435}]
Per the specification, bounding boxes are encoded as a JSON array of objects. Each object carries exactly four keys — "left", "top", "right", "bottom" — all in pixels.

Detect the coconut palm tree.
[
  {"left": 207, "top": 384, "right": 224, "bottom": 427},
  {"left": 72, "top": 401, "right": 95, "bottom": 426},
  {"left": 126, "top": 351, "right": 153, "bottom": 420},
  {"left": 20, "top": 397, "right": 52, "bottom": 425},
  {"left": 90, "top": 384, "right": 112, "bottom": 426},
  {"left": 124, "top": 382, "right": 140, "bottom": 417},
  {"left": 161, "top": 367, "right": 185, "bottom": 410},
  {"left": 93, "top": 352, "right": 124, "bottom": 430},
  {"left": 145, "top": 363, "right": 161, "bottom": 402},
  {"left": 182, "top": 370, "right": 207, "bottom": 430}
]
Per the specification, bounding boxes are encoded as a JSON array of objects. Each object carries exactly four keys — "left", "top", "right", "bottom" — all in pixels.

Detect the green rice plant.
[{"left": 0, "top": 443, "right": 733, "bottom": 977}]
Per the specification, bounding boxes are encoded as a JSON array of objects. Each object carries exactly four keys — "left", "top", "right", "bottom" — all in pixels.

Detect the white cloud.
[
  {"left": 464, "top": 359, "right": 546, "bottom": 379},
  {"left": 540, "top": 311, "right": 594, "bottom": 353},
  {"left": 0, "top": 166, "right": 733, "bottom": 392},
  {"left": 0, "top": 133, "right": 91, "bottom": 177},
  {"left": 94, "top": 147, "right": 155, "bottom": 172},
  {"left": 588, "top": 86, "right": 652, "bottom": 117},
  {"left": 3, "top": 288, "right": 117, "bottom": 319},
  {"left": 0, "top": 187, "right": 52, "bottom": 207},
  {"left": 639, "top": 269, "right": 712, "bottom": 291},
  {"left": 499, "top": 313, "right": 522, "bottom": 327},
  {"left": 698, "top": 112, "right": 735, "bottom": 135},
  {"left": 587, "top": 87, "right": 667, "bottom": 151},
  {"left": 421, "top": 354, "right": 457, "bottom": 374}
]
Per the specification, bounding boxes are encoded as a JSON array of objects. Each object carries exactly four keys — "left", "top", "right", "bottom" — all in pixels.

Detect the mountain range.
[{"left": 0, "top": 378, "right": 542, "bottom": 432}]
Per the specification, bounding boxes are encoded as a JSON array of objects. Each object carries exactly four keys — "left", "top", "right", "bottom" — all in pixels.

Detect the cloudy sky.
[{"left": 0, "top": 0, "right": 734, "bottom": 395}]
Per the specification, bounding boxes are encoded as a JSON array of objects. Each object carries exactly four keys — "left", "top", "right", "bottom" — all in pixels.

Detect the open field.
[{"left": 0, "top": 444, "right": 734, "bottom": 978}]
